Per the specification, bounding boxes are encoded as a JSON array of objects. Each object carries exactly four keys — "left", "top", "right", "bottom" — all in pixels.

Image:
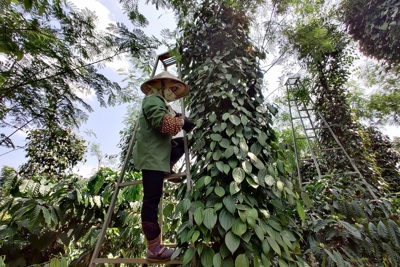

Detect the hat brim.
[{"left": 141, "top": 78, "right": 189, "bottom": 99}]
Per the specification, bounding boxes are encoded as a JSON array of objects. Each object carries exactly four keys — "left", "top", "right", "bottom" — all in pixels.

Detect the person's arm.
[
  {"left": 173, "top": 110, "right": 195, "bottom": 132},
  {"left": 182, "top": 118, "right": 195, "bottom": 132},
  {"left": 143, "top": 96, "right": 183, "bottom": 136}
]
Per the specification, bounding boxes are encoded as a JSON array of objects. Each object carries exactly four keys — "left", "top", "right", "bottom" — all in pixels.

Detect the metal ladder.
[
  {"left": 285, "top": 77, "right": 377, "bottom": 199},
  {"left": 89, "top": 52, "right": 192, "bottom": 266}
]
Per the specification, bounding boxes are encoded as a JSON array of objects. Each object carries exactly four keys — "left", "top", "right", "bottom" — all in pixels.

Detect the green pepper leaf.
[{"left": 232, "top": 167, "right": 245, "bottom": 183}]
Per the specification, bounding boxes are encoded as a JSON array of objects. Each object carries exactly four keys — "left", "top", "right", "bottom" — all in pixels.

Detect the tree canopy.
[
  {"left": 341, "top": 0, "right": 400, "bottom": 68},
  {"left": 0, "top": 0, "right": 157, "bottom": 149}
]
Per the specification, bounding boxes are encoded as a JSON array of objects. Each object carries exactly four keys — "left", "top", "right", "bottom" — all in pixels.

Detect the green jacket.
[{"left": 132, "top": 94, "right": 172, "bottom": 172}]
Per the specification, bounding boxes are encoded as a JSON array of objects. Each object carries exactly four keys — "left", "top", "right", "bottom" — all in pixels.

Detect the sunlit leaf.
[
  {"left": 222, "top": 113, "right": 230, "bottom": 121},
  {"left": 216, "top": 161, "right": 224, "bottom": 172},
  {"left": 229, "top": 182, "right": 240, "bottom": 195},
  {"left": 248, "top": 152, "right": 265, "bottom": 169},
  {"left": 224, "top": 146, "right": 234, "bottom": 158},
  {"left": 242, "top": 161, "right": 252, "bottom": 174},
  {"left": 215, "top": 186, "right": 225, "bottom": 197},
  {"left": 265, "top": 175, "right": 275, "bottom": 186},
  {"left": 232, "top": 167, "right": 245, "bottom": 183},
  {"left": 229, "top": 115, "right": 241, "bottom": 126}
]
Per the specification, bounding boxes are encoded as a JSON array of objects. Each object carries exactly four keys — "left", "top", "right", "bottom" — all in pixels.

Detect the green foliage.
[
  {"left": 0, "top": 0, "right": 157, "bottom": 148},
  {"left": 172, "top": 1, "right": 305, "bottom": 266},
  {"left": 348, "top": 61, "right": 400, "bottom": 126},
  {"left": 19, "top": 127, "right": 86, "bottom": 178},
  {"left": 364, "top": 126, "right": 400, "bottom": 193},
  {"left": 341, "top": 0, "right": 400, "bottom": 67},
  {"left": 286, "top": 22, "right": 339, "bottom": 64},
  {"left": 0, "top": 172, "right": 93, "bottom": 265},
  {"left": 0, "top": 167, "right": 145, "bottom": 266},
  {"left": 368, "top": 91, "right": 400, "bottom": 126},
  {"left": 281, "top": 3, "right": 400, "bottom": 265},
  {"left": 303, "top": 175, "right": 400, "bottom": 266}
]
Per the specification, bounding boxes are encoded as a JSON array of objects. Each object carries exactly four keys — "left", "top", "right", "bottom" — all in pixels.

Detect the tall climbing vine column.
[
  {"left": 174, "top": 1, "right": 305, "bottom": 266},
  {"left": 286, "top": 21, "right": 381, "bottom": 184}
]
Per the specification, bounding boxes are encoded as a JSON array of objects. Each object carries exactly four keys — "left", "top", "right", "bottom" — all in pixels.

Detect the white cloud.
[
  {"left": 105, "top": 57, "right": 130, "bottom": 73},
  {"left": 382, "top": 125, "right": 400, "bottom": 139},
  {"left": 16, "top": 129, "right": 28, "bottom": 138},
  {"left": 66, "top": 0, "right": 132, "bottom": 98},
  {"left": 74, "top": 87, "right": 96, "bottom": 102},
  {"left": 73, "top": 163, "right": 98, "bottom": 177},
  {"left": 68, "top": 0, "right": 113, "bottom": 31}
]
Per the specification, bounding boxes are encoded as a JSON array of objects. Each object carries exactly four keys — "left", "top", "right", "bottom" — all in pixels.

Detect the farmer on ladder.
[{"left": 132, "top": 70, "right": 195, "bottom": 261}]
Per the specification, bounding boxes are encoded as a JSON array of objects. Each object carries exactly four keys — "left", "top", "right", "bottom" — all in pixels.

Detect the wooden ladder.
[{"left": 89, "top": 52, "right": 193, "bottom": 266}]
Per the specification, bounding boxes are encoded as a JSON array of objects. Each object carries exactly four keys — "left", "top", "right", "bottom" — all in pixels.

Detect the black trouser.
[{"left": 141, "top": 137, "right": 184, "bottom": 240}]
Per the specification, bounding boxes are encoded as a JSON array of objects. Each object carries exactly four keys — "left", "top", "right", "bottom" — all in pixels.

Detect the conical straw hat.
[{"left": 140, "top": 70, "right": 190, "bottom": 99}]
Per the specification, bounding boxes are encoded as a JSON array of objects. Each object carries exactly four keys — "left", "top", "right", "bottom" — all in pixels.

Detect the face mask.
[{"left": 163, "top": 87, "right": 178, "bottom": 102}]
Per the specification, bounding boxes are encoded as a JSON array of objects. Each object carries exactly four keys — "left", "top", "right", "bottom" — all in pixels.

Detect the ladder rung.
[
  {"left": 165, "top": 172, "right": 186, "bottom": 179},
  {"left": 321, "top": 172, "right": 359, "bottom": 177},
  {"left": 163, "top": 243, "right": 177, "bottom": 248},
  {"left": 119, "top": 180, "right": 142, "bottom": 187},
  {"left": 292, "top": 117, "right": 310, "bottom": 120},
  {"left": 303, "top": 157, "right": 322, "bottom": 161},
  {"left": 305, "top": 127, "right": 327, "bottom": 131},
  {"left": 315, "top": 148, "right": 341, "bottom": 151},
  {"left": 343, "top": 172, "right": 360, "bottom": 175},
  {"left": 93, "top": 258, "right": 182, "bottom": 264},
  {"left": 295, "top": 136, "right": 316, "bottom": 140},
  {"left": 165, "top": 172, "right": 187, "bottom": 182}
]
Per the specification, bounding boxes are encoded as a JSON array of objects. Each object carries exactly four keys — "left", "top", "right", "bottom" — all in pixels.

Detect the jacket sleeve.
[{"left": 142, "top": 95, "right": 183, "bottom": 136}]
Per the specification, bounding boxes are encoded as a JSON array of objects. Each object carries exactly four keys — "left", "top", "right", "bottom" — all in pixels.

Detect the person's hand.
[
  {"left": 182, "top": 118, "right": 195, "bottom": 132},
  {"left": 174, "top": 109, "right": 182, "bottom": 117}
]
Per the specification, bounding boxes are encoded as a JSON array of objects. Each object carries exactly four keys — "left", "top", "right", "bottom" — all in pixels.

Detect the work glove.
[{"left": 182, "top": 118, "right": 195, "bottom": 133}]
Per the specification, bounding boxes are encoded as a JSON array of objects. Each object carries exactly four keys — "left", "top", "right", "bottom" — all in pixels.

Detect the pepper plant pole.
[
  {"left": 173, "top": 1, "right": 305, "bottom": 266},
  {"left": 285, "top": 20, "right": 382, "bottom": 186}
]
